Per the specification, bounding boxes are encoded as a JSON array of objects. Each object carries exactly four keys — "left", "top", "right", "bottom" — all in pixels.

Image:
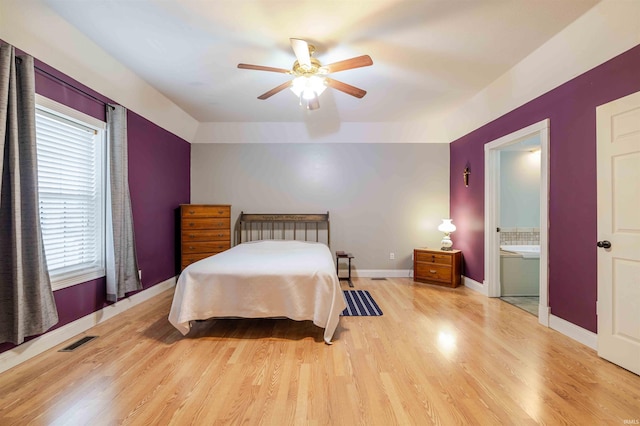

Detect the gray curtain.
[
  {"left": 106, "top": 104, "right": 142, "bottom": 302},
  {"left": 0, "top": 43, "right": 58, "bottom": 344}
]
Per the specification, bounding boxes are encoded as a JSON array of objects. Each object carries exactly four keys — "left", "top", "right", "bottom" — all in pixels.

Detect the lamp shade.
[{"left": 438, "top": 219, "right": 456, "bottom": 234}]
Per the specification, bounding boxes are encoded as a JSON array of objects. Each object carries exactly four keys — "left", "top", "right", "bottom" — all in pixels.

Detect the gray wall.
[
  {"left": 500, "top": 150, "right": 541, "bottom": 228},
  {"left": 190, "top": 143, "right": 450, "bottom": 272}
]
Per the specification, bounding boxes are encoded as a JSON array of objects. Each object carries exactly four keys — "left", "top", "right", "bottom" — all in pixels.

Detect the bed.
[{"left": 168, "top": 212, "right": 346, "bottom": 344}]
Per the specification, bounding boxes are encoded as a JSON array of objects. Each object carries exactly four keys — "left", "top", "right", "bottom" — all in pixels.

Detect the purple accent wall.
[
  {"left": 0, "top": 48, "right": 191, "bottom": 353},
  {"left": 450, "top": 44, "right": 640, "bottom": 332},
  {"left": 128, "top": 111, "right": 191, "bottom": 288}
]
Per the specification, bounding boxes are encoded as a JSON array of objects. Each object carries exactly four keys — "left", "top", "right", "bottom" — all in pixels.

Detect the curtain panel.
[
  {"left": 0, "top": 43, "right": 58, "bottom": 345},
  {"left": 106, "top": 105, "right": 142, "bottom": 302}
]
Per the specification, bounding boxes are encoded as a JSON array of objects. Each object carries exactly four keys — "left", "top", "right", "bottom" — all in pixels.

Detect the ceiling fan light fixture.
[
  {"left": 238, "top": 38, "right": 372, "bottom": 105},
  {"left": 290, "top": 75, "right": 327, "bottom": 100},
  {"left": 302, "top": 93, "right": 320, "bottom": 111}
]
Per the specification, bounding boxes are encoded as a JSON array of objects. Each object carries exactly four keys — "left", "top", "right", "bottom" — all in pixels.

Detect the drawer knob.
[
  {"left": 189, "top": 223, "right": 195, "bottom": 227},
  {"left": 430, "top": 270, "right": 437, "bottom": 273},
  {"left": 218, "top": 233, "right": 224, "bottom": 237},
  {"left": 188, "top": 210, "right": 195, "bottom": 215},
  {"left": 189, "top": 246, "right": 194, "bottom": 250}
]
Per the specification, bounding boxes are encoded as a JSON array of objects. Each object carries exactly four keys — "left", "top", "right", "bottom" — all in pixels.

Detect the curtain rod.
[{"left": 34, "top": 64, "right": 115, "bottom": 110}]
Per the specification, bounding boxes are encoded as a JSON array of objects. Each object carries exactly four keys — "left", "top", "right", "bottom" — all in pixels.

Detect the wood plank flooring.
[{"left": 1, "top": 278, "right": 639, "bottom": 425}]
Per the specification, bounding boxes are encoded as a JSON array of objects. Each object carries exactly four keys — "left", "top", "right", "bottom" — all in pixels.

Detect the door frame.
[{"left": 484, "top": 119, "right": 550, "bottom": 327}]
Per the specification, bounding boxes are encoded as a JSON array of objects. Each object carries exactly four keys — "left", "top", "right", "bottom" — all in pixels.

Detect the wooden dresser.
[
  {"left": 180, "top": 204, "right": 231, "bottom": 270},
  {"left": 413, "top": 248, "right": 462, "bottom": 288}
]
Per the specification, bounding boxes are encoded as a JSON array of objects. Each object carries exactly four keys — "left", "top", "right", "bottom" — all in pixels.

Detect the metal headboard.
[{"left": 236, "top": 212, "right": 330, "bottom": 247}]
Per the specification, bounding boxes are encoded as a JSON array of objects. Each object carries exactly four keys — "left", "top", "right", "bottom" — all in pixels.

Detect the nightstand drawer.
[
  {"left": 415, "top": 263, "right": 451, "bottom": 282},
  {"left": 415, "top": 251, "right": 452, "bottom": 265}
]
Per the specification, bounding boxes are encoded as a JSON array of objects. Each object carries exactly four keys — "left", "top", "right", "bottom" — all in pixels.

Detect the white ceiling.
[{"left": 43, "top": 0, "right": 599, "bottom": 124}]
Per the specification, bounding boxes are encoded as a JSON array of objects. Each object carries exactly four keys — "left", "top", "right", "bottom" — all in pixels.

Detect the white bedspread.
[{"left": 168, "top": 240, "right": 346, "bottom": 344}]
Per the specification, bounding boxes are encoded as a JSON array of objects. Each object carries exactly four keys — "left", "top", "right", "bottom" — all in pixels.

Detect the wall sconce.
[
  {"left": 463, "top": 167, "right": 470, "bottom": 187},
  {"left": 438, "top": 219, "right": 456, "bottom": 251}
]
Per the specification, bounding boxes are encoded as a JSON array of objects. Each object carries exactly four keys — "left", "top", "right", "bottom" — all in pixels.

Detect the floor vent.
[
  {"left": 371, "top": 277, "right": 387, "bottom": 281},
  {"left": 59, "top": 336, "right": 98, "bottom": 352}
]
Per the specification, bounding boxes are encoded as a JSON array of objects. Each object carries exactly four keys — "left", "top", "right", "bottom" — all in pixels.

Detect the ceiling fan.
[{"left": 238, "top": 38, "right": 373, "bottom": 110}]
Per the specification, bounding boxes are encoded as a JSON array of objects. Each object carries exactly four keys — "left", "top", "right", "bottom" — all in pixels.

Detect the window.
[{"left": 35, "top": 95, "right": 106, "bottom": 290}]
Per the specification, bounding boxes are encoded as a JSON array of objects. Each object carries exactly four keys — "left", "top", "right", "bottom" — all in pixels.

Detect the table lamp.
[{"left": 438, "top": 219, "right": 456, "bottom": 251}]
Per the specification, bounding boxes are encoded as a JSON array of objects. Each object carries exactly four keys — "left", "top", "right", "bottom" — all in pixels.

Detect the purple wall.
[
  {"left": 128, "top": 111, "right": 191, "bottom": 288},
  {"left": 1, "top": 48, "right": 191, "bottom": 353},
  {"left": 450, "top": 44, "right": 640, "bottom": 333}
]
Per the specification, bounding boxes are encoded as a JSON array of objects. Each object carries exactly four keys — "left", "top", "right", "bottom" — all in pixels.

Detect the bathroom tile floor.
[{"left": 500, "top": 296, "right": 539, "bottom": 316}]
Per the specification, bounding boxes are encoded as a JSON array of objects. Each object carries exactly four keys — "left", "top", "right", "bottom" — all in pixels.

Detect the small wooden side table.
[
  {"left": 336, "top": 251, "right": 355, "bottom": 287},
  {"left": 413, "top": 248, "right": 462, "bottom": 288}
]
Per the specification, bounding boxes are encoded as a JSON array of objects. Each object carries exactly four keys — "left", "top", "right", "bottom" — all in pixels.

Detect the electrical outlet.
[{"left": 389, "top": 252, "right": 395, "bottom": 260}]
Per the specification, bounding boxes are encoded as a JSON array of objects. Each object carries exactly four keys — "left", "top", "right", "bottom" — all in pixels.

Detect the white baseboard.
[
  {"left": 352, "top": 269, "right": 413, "bottom": 278},
  {"left": 470, "top": 278, "right": 595, "bottom": 349},
  {"left": 0, "top": 276, "right": 176, "bottom": 374},
  {"left": 549, "top": 314, "right": 597, "bottom": 350},
  {"left": 463, "top": 276, "right": 487, "bottom": 295}
]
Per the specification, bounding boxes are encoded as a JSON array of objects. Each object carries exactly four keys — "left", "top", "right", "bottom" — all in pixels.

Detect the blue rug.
[{"left": 341, "top": 290, "right": 383, "bottom": 316}]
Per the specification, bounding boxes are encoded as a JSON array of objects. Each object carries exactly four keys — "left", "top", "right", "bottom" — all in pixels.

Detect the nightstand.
[
  {"left": 413, "top": 248, "right": 462, "bottom": 288},
  {"left": 336, "top": 251, "right": 355, "bottom": 287}
]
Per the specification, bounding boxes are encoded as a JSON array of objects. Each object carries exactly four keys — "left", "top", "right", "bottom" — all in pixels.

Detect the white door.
[{"left": 596, "top": 90, "right": 640, "bottom": 376}]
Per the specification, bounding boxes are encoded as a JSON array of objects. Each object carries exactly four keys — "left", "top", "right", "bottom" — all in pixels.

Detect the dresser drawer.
[
  {"left": 181, "top": 217, "right": 230, "bottom": 230},
  {"left": 182, "top": 241, "right": 230, "bottom": 254},
  {"left": 416, "top": 263, "right": 452, "bottom": 282},
  {"left": 182, "top": 229, "right": 230, "bottom": 242},
  {"left": 181, "top": 205, "right": 230, "bottom": 218},
  {"left": 181, "top": 251, "right": 225, "bottom": 269},
  {"left": 415, "top": 251, "right": 452, "bottom": 265}
]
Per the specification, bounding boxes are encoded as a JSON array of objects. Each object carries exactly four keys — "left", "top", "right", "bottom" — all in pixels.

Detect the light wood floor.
[{"left": 1, "top": 278, "right": 639, "bottom": 425}]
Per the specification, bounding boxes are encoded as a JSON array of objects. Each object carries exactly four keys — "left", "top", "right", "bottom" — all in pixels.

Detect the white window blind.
[{"left": 35, "top": 102, "right": 105, "bottom": 290}]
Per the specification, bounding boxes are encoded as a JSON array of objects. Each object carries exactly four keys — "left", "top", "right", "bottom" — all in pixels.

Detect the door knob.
[{"left": 596, "top": 240, "right": 612, "bottom": 249}]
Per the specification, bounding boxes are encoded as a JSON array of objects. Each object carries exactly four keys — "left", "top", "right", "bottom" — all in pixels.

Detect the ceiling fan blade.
[
  {"left": 325, "top": 78, "right": 367, "bottom": 98},
  {"left": 238, "top": 63, "right": 290, "bottom": 74},
  {"left": 257, "top": 80, "right": 293, "bottom": 100},
  {"left": 324, "top": 55, "right": 373, "bottom": 73},
  {"left": 290, "top": 38, "right": 312, "bottom": 68}
]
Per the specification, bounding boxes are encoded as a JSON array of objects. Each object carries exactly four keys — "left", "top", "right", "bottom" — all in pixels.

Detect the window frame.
[{"left": 35, "top": 94, "right": 107, "bottom": 291}]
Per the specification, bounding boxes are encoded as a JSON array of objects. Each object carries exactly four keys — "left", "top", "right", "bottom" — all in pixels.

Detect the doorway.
[{"left": 484, "top": 119, "right": 550, "bottom": 327}]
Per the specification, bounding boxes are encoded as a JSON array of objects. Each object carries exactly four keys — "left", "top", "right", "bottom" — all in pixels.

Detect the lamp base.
[{"left": 440, "top": 235, "right": 453, "bottom": 251}]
